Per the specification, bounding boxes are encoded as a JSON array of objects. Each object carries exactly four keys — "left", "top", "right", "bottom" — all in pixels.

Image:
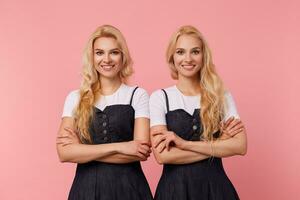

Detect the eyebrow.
[
  {"left": 175, "top": 47, "right": 202, "bottom": 50},
  {"left": 94, "top": 48, "right": 121, "bottom": 51}
]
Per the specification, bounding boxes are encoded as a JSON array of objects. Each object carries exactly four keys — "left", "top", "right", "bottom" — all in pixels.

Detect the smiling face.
[
  {"left": 93, "top": 37, "right": 123, "bottom": 79},
  {"left": 173, "top": 34, "right": 203, "bottom": 79}
]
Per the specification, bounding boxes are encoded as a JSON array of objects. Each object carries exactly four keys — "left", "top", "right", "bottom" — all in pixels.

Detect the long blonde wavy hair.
[
  {"left": 74, "top": 25, "right": 133, "bottom": 143},
  {"left": 166, "top": 25, "right": 226, "bottom": 141}
]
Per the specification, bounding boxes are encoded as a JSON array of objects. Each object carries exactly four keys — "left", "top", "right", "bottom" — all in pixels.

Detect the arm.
[
  {"left": 95, "top": 117, "right": 151, "bottom": 163},
  {"left": 151, "top": 125, "right": 210, "bottom": 165},
  {"left": 183, "top": 130, "right": 247, "bottom": 158},
  {"left": 155, "top": 119, "right": 247, "bottom": 159},
  {"left": 56, "top": 117, "right": 150, "bottom": 164}
]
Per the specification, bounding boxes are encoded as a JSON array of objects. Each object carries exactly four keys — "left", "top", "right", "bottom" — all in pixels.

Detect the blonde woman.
[
  {"left": 150, "top": 25, "right": 247, "bottom": 200},
  {"left": 56, "top": 25, "right": 153, "bottom": 200}
]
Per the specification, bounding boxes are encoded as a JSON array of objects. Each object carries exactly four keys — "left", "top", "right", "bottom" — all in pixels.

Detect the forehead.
[
  {"left": 94, "top": 37, "right": 119, "bottom": 50},
  {"left": 175, "top": 34, "right": 202, "bottom": 49}
]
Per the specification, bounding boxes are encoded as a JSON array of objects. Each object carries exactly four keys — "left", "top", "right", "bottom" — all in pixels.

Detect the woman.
[
  {"left": 150, "top": 25, "right": 247, "bottom": 200},
  {"left": 56, "top": 25, "right": 153, "bottom": 200}
]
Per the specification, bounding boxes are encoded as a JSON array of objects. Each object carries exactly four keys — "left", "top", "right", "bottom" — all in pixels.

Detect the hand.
[
  {"left": 219, "top": 117, "right": 245, "bottom": 140},
  {"left": 56, "top": 127, "right": 81, "bottom": 146},
  {"left": 119, "top": 140, "right": 152, "bottom": 161},
  {"left": 152, "top": 130, "right": 186, "bottom": 152}
]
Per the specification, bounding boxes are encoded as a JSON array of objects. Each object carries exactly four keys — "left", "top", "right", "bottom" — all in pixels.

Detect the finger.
[
  {"left": 224, "top": 117, "right": 235, "bottom": 129},
  {"left": 56, "top": 135, "right": 71, "bottom": 139},
  {"left": 57, "top": 139, "right": 72, "bottom": 146},
  {"left": 152, "top": 130, "right": 163, "bottom": 136},
  {"left": 62, "top": 141, "right": 73, "bottom": 147},
  {"left": 226, "top": 119, "right": 241, "bottom": 131},
  {"left": 64, "top": 128, "right": 74, "bottom": 135},
  {"left": 140, "top": 144, "right": 150, "bottom": 152},
  {"left": 56, "top": 138, "right": 68, "bottom": 144},
  {"left": 154, "top": 135, "right": 167, "bottom": 148},
  {"left": 64, "top": 127, "right": 78, "bottom": 136},
  {"left": 140, "top": 141, "right": 151, "bottom": 147},
  {"left": 230, "top": 128, "right": 244, "bottom": 137},
  {"left": 159, "top": 130, "right": 169, "bottom": 134},
  {"left": 228, "top": 123, "right": 244, "bottom": 135},
  {"left": 138, "top": 147, "right": 148, "bottom": 156},
  {"left": 137, "top": 152, "right": 147, "bottom": 160},
  {"left": 157, "top": 142, "right": 166, "bottom": 153},
  {"left": 166, "top": 139, "right": 171, "bottom": 151}
]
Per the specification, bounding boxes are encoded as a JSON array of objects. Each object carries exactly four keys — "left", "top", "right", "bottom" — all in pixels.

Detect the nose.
[
  {"left": 103, "top": 53, "right": 112, "bottom": 63},
  {"left": 184, "top": 53, "right": 192, "bottom": 62}
]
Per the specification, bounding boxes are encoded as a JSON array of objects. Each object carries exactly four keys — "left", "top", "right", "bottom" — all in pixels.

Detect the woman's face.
[
  {"left": 93, "top": 37, "right": 123, "bottom": 79},
  {"left": 173, "top": 34, "right": 203, "bottom": 78}
]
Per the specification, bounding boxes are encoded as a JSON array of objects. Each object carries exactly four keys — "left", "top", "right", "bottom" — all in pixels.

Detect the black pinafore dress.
[
  {"left": 154, "top": 89, "right": 239, "bottom": 200},
  {"left": 68, "top": 87, "right": 153, "bottom": 200}
]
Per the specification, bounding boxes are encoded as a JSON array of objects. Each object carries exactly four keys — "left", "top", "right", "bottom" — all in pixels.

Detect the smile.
[
  {"left": 181, "top": 64, "right": 196, "bottom": 70},
  {"left": 101, "top": 65, "right": 115, "bottom": 70}
]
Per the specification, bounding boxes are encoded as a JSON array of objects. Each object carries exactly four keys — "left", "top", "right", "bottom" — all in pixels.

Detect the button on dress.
[
  {"left": 154, "top": 89, "right": 239, "bottom": 200},
  {"left": 68, "top": 87, "right": 153, "bottom": 200}
]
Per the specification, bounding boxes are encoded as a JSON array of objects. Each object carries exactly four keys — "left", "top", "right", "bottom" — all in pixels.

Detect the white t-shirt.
[
  {"left": 62, "top": 83, "right": 150, "bottom": 119},
  {"left": 149, "top": 85, "right": 239, "bottom": 127}
]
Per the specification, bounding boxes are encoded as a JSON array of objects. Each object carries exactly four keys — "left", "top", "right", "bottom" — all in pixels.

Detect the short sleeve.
[
  {"left": 62, "top": 90, "right": 80, "bottom": 118},
  {"left": 149, "top": 90, "right": 167, "bottom": 127},
  {"left": 223, "top": 91, "right": 240, "bottom": 121},
  {"left": 131, "top": 88, "right": 150, "bottom": 119}
]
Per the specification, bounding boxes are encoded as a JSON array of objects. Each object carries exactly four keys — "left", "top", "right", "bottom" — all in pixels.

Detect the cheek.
[
  {"left": 173, "top": 55, "right": 182, "bottom": 66},
  {"left": 112, "top": 55, "right": 122, "bottom": 65},
  {"left": 194, "top": 55, "right": 203, "bottom": 65},
  {"left": 93, "top": 55, "right": 102, "bottom": 64}
]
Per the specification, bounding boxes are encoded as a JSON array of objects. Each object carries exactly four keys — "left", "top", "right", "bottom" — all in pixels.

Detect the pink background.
[{"left": 1, "top": 0, "right": 299, "bottom": 199}]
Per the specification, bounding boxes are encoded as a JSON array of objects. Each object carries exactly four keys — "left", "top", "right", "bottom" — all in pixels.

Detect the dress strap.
[
  {"left": 129, "top": 86, "right": 139, "bottom": 105},
  {"left": 161, "top": 89, "right": 170, "bottom": 112}
]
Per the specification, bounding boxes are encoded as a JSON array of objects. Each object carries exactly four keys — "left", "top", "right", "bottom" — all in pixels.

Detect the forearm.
[
  {"left": 57, "top": 143, "right": 122, "bottom": 163},
  {"left": 153, "top": 146, "right": 209, "bottom": 165},
  {"left": 183, "top": 132, "right": 247, "bottom": 158},
  {"left": 95, "top": 154, "right": 142, "bottom": 164}
]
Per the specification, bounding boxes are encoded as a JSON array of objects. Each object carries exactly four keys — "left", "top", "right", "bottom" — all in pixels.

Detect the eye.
[
  {"left": 111, "top": 50, "right": 121, "bottom": 55},
  {"left": 191, "top": 50, "right": 200, "bottom": 55},
  {"left": 176, "top": 50, "right": 184, "bottom": 55},
  {"left": 95, "top": 51, "right": 104, "bottom": 56}
]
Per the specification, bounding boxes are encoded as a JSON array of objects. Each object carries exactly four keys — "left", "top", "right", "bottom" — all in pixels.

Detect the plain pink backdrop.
[{"left": 1, "top": 0, "right": 299, "bottom": 199}]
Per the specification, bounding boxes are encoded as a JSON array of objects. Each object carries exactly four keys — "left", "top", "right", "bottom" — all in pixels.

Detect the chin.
[
  {"left": 178, "top": 70, "right": 200, "bottom": 78},
  {"left": 102, "top": 73, "right": 120, "bottom": 79}
]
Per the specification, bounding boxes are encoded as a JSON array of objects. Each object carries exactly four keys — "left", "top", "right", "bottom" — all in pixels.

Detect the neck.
[
  {"left": 99, "top": 76, "right": 122, "bottom": 95},
  {"left": 176, "top": 74, "right": 201, "bottom": 96}
]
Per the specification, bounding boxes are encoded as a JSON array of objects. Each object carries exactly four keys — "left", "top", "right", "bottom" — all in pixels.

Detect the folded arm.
[
  {"left": 150, "top": 125, "right": 209, "bottom": 165},
  {"left": 56, "top": 117, "right": 151, "bottom": 164}
]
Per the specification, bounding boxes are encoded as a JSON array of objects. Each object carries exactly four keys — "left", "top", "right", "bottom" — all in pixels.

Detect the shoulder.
[
  {"left": 62, "top": 89, "right": 80, "bottom": 117},
  {"left": 65, "top": 89, "right": 80, "bottom": 103},
  {"left": 224, "top": 90, "right": 235, "bottom": 103},
  {"left": 150, "top": 85, "right": 176, "bottom": 99},
  {"left": 123, "top": 84, "right": 149, "bottom": 99},
  {"left": 150, "top": 89, "right": 165, "bottom": 102}
]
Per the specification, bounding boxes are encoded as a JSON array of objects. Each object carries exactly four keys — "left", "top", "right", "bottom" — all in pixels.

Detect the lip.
[
  {"left": 181, "top": 64, "right": 196, "bottom": 70},
  {"left": 101, "top": 64, "right": 115, "bottom": 70}
]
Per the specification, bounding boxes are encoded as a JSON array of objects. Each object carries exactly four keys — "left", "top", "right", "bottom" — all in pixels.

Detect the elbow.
[
  {"left": 237, "top": 144, "right": 247, "bottom": 156},
  {"left": 157, "top": 159, "right": 165, "bottom": 165},
  {"left": 59, "top": 158, "right": 67, "bottom": 163},
  {"left": 57, "top": 150, "right": 74, "bottom": 163},
  {"left": 58, "top": 153, "right": 69, "bottom": 163},
  {"left": 155, "top": 156, "right": 164, "bottom": 165},
  {"left": 240, "top": 146, "right": 247, "bottom": 156},
  {"left": 154, "top": 154, "right": 167, "bottom": 165},
  {"left": 58, "top": 155, "right": 85, "bottom": 163}
]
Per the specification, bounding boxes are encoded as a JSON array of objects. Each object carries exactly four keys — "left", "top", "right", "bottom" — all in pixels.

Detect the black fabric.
[
  {"left": 68, "top": 87, "right": 153, "bottom": 200},
  {"left": 154, "top": 90, "right": 239, "bottom": 200}
]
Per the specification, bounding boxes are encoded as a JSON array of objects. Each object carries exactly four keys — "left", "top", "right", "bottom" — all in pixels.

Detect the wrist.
[
  {"left": 181, "top": 140, "right": 191, "bottom": 150},
  {"left": 116, "top": 142, "right": 126, "bottom": 154}
]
